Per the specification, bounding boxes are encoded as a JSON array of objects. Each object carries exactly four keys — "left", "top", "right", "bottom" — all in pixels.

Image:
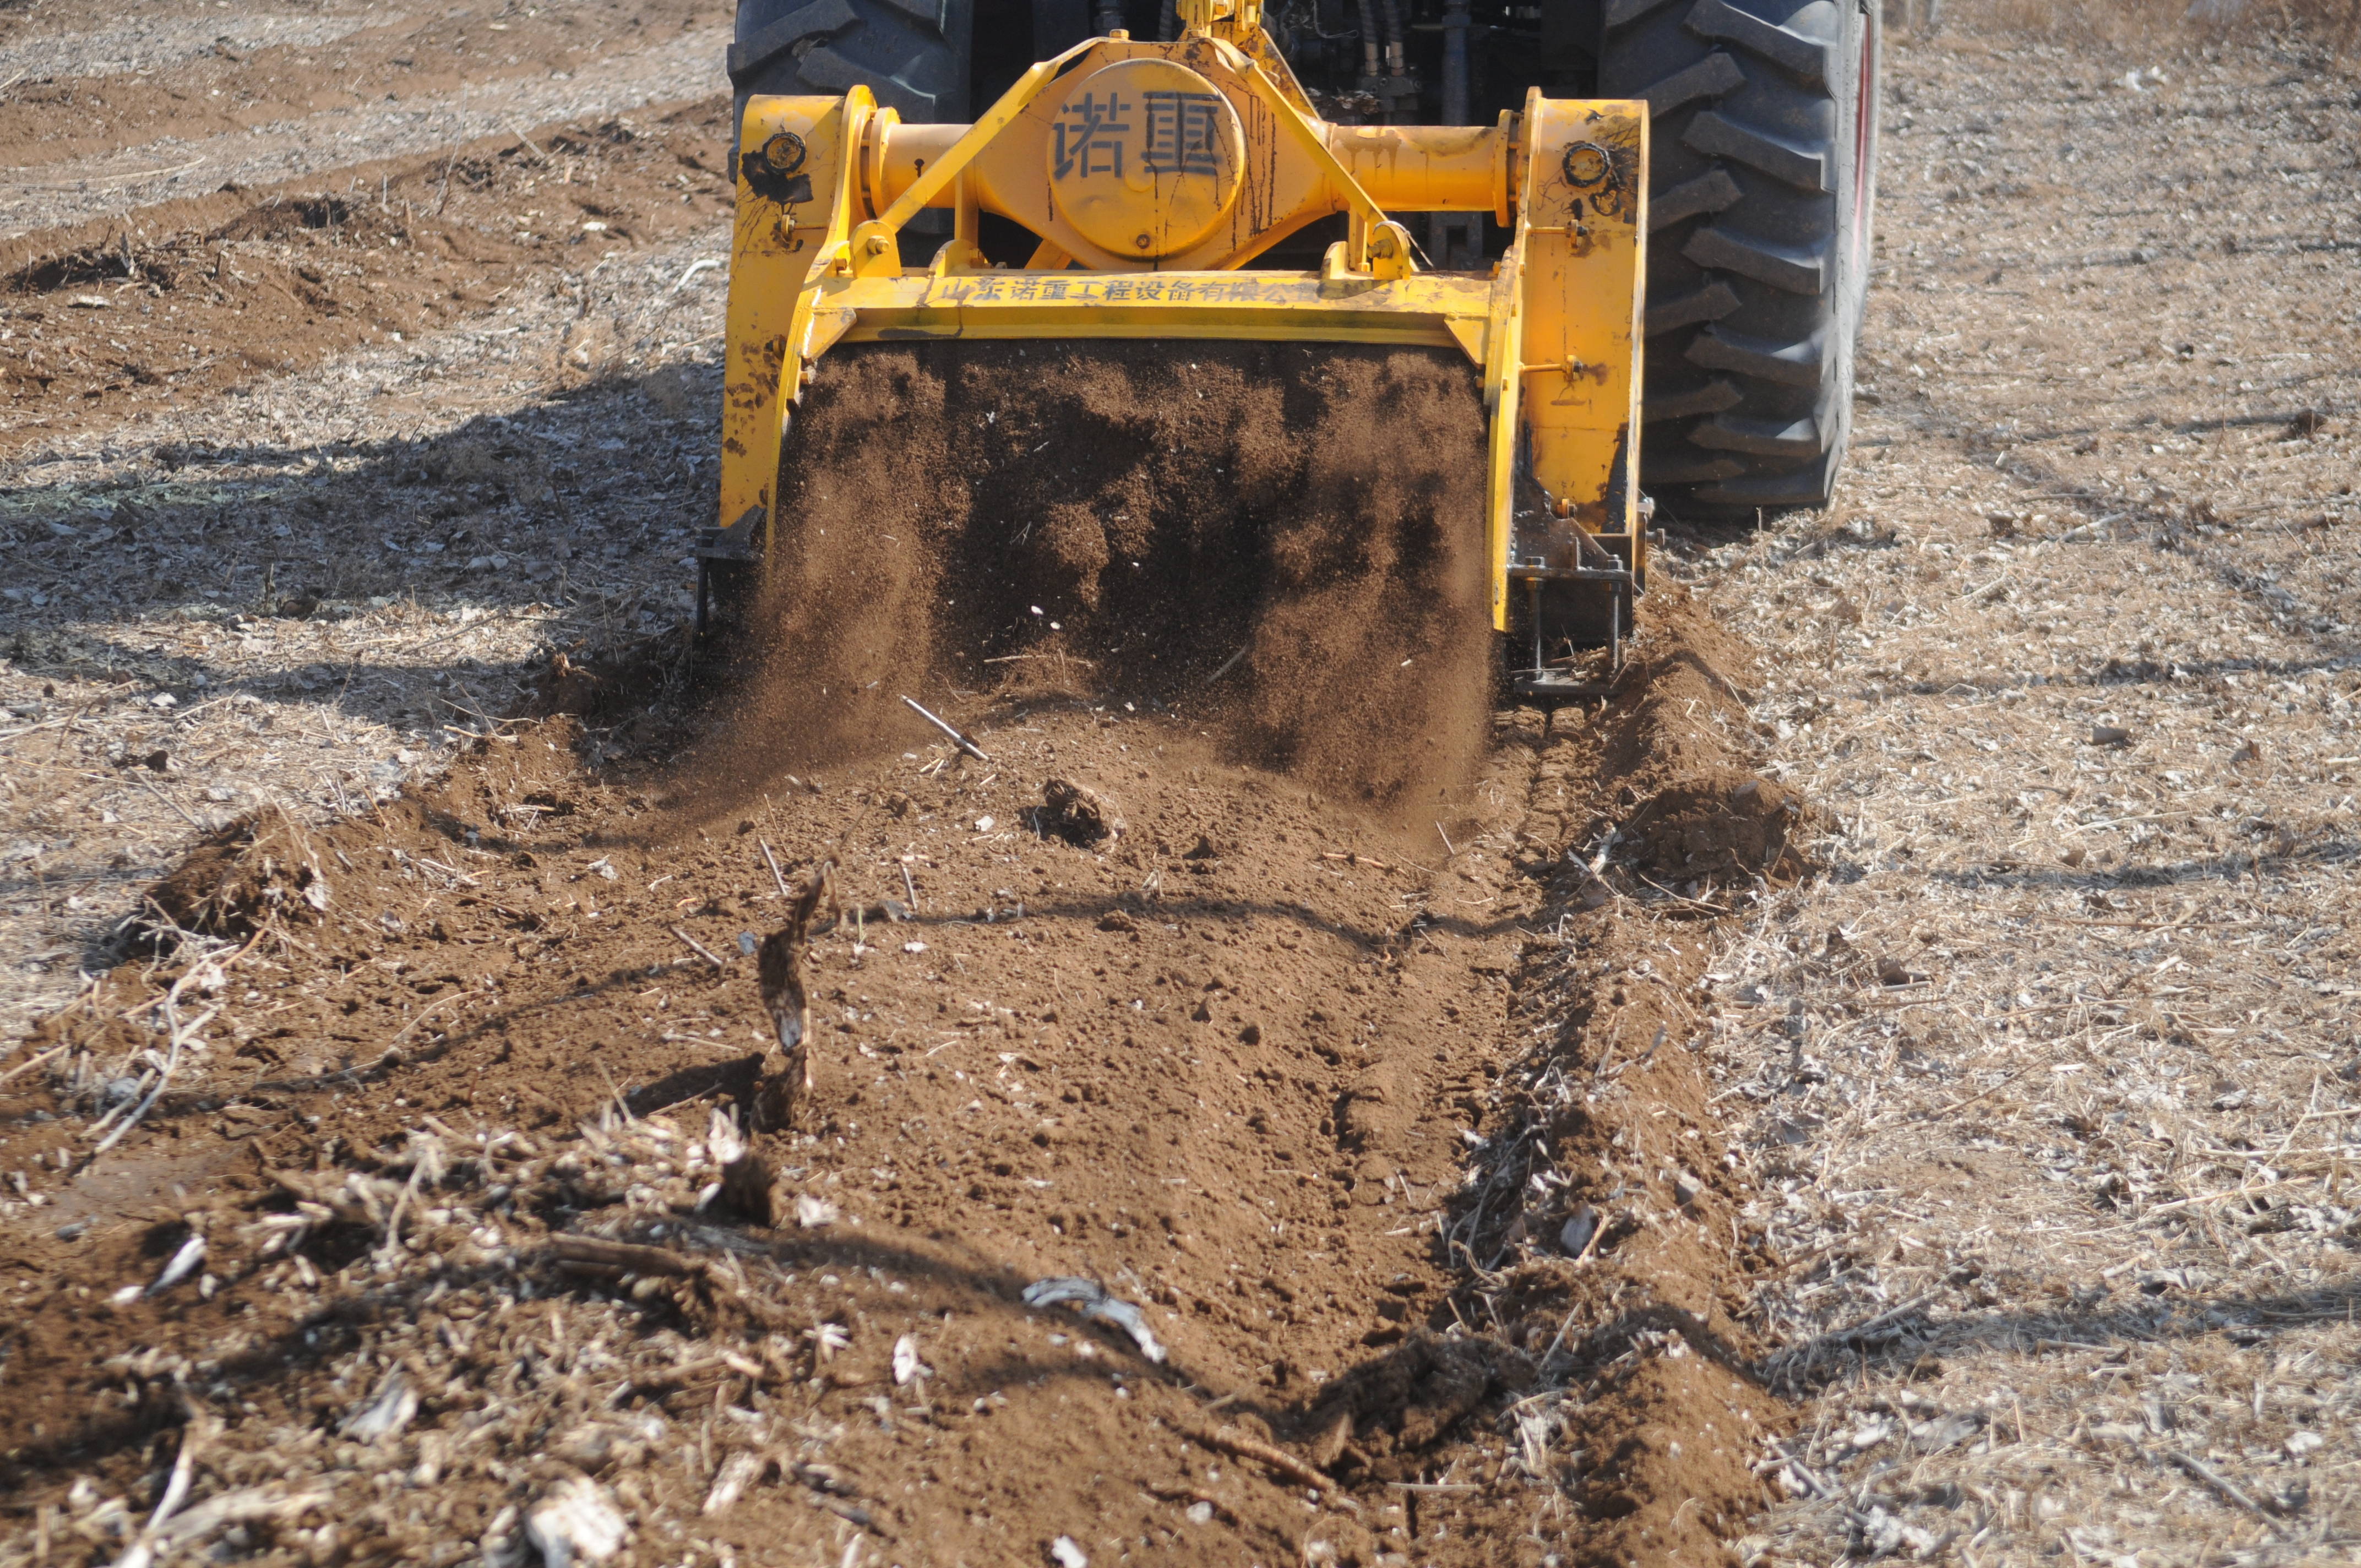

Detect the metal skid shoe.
[
  {"left": 1508, "top": 492, "right": 1647, "bottom": 700},
  {"left": 693, "top": 514, "right": 762, "bottom": 645}
]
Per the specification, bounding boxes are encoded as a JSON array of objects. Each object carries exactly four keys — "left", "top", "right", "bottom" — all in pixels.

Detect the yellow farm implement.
[{"left": 705, "top": 0, "right": 1657, "bottom": 692}]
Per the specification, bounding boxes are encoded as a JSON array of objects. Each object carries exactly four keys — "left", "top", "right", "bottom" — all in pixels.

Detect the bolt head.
[
  {"left": 761, "top": 132, "right": 807, "bottom": 174},
  {"left": 1562, "top": 143, "right": 1611, "bottom": 187}
]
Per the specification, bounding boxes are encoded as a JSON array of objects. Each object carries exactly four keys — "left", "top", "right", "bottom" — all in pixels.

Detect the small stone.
[
  {"left": 525, "top": 1477, "right": 627, "bottom": 1568},
  {"left": 1875, "top": 956, "right": 1923, "bottom": 986},
  {"left": 1558, "top": 1204, "right": 1598, "bottom": 1256}
]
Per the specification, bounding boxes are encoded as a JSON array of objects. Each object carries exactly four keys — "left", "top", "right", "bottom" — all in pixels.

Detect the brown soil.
[
  {"left": 0, "top": 99, "right": 735, "bottom": 456},
  {"left": 714, "top": 340, "right": 1494, "bottom": 814},
  {"left": 1614, "top": 771, "right": 1818, "bottom": 893},
  {"left": 0, "top": 19, "right": 1806, "bottom": 1540},
  {"left": 0, "top": 554, "right": 1792, "bottom": 1566}
]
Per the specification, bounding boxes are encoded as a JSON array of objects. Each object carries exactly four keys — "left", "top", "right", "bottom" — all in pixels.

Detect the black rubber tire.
[
  {"left": 729, "top": 0, "right": 975, "bottom": 128},
  {"left": 1597, "top": 0, "right": 1879, "bottom": 514},
  {"left": 728, "top": 0, "right": 976, "bottom": 243}
]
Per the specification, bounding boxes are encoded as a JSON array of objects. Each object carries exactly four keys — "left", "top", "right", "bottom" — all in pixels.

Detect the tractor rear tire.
[
  {"left": 728, "top": 0, "right": 976, "bottom": 128},
  {"left": 727, "top": 1, "right": 976, "bottom": 244},
  {"left": 1597, "top": 0, "right": 1879, "bottom": 514}
]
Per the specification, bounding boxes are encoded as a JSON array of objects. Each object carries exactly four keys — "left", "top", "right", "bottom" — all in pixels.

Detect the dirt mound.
[
  {"left": 1294, "top": 1331, "right": 1528, "bottom": 1477},
  {"left": 145, "top": 804, "right": 332, "bottom": 937},
  {"left": 703, "top": 339, "right": 1492, "bottom": 814},
  {"left": 1617, "top": 767, "right": 1819, "bottom": 888}
]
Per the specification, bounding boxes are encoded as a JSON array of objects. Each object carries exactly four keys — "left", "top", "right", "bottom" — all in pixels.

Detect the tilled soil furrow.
[
  {"left": 1, "top": 96, "right": 735, "bottom": 448},
  {"left": 0, "top": 592, "right": 1797, "bottom": 1566},
  {"left": 0, "top": 0, "right": 731, "bottom": 182},
  {"left": 0, "top": 28, "right": 731, "bottom": 241}
]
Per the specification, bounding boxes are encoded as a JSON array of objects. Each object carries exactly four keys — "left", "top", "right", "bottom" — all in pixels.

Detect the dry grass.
[
  {"left": 1668, "top": 21, "right": 2361, "bottom": 1567},
  {"left": 0, "top": 1105, "right": 926, "bottom": 1568},
  {"left": 1910, "top": 0, "right": 2361, "bottom": 52}
]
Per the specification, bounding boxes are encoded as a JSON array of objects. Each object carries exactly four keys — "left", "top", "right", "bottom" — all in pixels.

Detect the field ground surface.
[{"left": 2, "top": 4, "right": 2359, "bottom": 1567}]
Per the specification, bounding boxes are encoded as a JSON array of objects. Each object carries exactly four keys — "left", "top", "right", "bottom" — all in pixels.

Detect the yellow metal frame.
[{"left": 711, "top": 13, "right": 1646, "bottom": 649}]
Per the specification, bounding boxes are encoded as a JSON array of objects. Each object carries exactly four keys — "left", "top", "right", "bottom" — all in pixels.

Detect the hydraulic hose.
[{"left": 1441, "top": 0, "right": 1470, "bottom": 124}]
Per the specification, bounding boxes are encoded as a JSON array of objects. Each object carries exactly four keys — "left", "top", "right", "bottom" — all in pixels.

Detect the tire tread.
[
  {"left": 1681, "top": 224, "right": 1825, "bottom": 295},
  {"left": 1681, "top": 108, "right": 1828, "bottom": 192},
  {"left": 1647, "top": 167, "right": 1742, "bottom": 231},
  {"left": 1641, "top": 378, "right": 1743, "bottom": 422},
  {"left": 1634, "top": 51, "right": 1746, "bottom": 115},
  {"left": 733, "top": 0, "right": 971, "bottom": 127},
  {"left": 1690, "top": 412, "right": 1822, "bottom": 457},
  {"left": 1683, "top": 321, "right": 1825, "bottom": 386},
  {"left": 1683, "top": 0, "right": 1832, "bottom": 89},
  {"left": 1601, "top": 0, "right": 1873, "bottom": 510},
  {"left": 1644, "top": 280, "right": 1741, "bottom": 337}
]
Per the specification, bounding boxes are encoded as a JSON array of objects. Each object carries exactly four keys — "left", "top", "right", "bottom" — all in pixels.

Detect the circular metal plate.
[{"left": 1045, "top": 57, "right": 1245, "bottom": 261}]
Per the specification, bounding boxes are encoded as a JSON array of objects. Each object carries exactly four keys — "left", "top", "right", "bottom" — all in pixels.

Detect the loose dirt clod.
[
  {"left": 145, "top": 805, "right": 331, "bottom": 937},
  {"left": 1032, "top": 777, "right": 1123, "bottom": 846},
  {"left": 1613, "top": 767, "right": 1819, "bottom": 888}
]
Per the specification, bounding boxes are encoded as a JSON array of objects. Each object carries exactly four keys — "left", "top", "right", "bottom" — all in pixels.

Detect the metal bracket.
[
  {"left": 1507, "top": 564, "right": 1635, "bottom": 586},
  {"left": 697, "top": 505, "right": 765, "bottom": 563},
  {"left": 1509, "top": 519, "right": 1635, "bottom": 699},
  {"left": 1515, "top": 667, "right": 1623, "bottom": 699}
]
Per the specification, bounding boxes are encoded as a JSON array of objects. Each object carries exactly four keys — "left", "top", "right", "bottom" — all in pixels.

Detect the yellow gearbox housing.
[{"left": 705, "top": 0, "right": 1650, "bottom": 689}]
